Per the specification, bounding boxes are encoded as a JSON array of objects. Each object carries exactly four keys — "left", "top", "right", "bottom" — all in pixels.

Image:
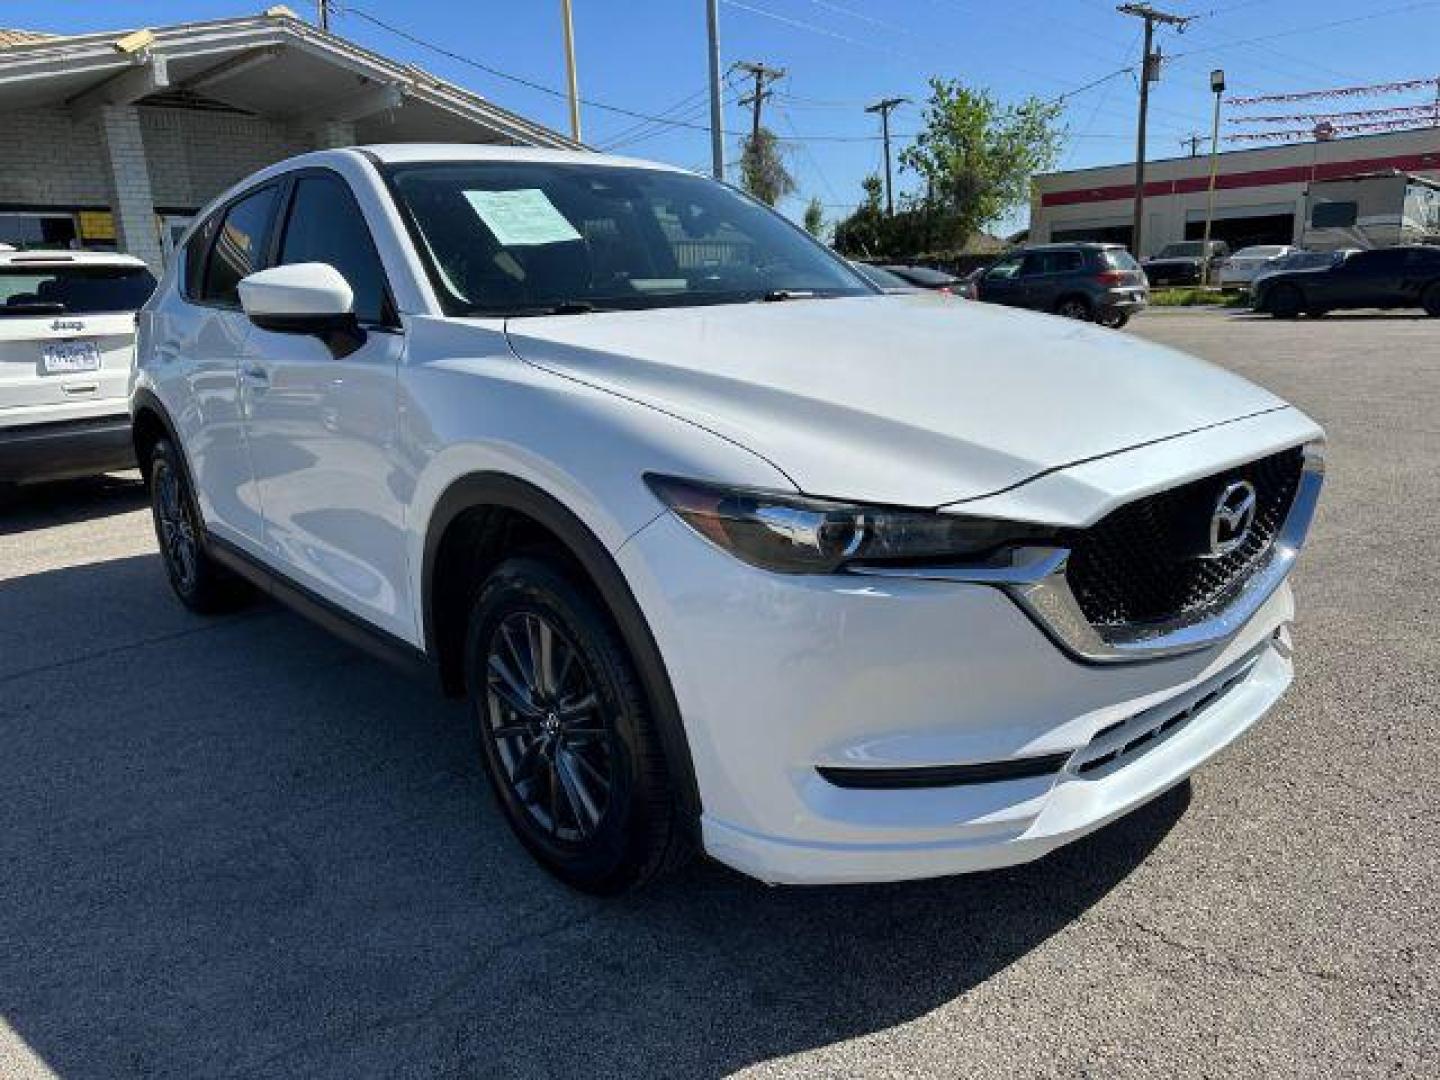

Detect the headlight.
[{"left": 646, "top": 475, "right": 1052, "bottom": 574}]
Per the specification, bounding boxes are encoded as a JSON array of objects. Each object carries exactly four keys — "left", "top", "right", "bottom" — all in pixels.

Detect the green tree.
[
  {"left": 802, "top": 196, "right": 825, "bottom": 239},
  {"left": 898, "top": 77, "right": 1064, "bottom": 251},
  {"left": 832, "top": 174, "right": 888, "bottom": 256},
  {"left": 739, "top": 128, "right": 796, "bottom": 207}
]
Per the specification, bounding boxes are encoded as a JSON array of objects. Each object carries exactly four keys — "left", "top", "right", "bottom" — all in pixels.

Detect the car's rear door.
[
  {"left": 239, "top": 170, "right": 411, "bottom": 638},
  {"left": 152, "top": 184, "right": 281, "bottom": 548}
]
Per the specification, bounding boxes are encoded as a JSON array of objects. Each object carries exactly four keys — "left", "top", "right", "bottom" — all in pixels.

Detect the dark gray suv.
[{"left": 974, "top": 243, "right": 1149, "bottom": 329}]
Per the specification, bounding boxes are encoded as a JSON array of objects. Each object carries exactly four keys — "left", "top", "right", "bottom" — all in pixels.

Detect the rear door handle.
[{"left": 241, "top": 363, "right": 270, "bottom": 385}]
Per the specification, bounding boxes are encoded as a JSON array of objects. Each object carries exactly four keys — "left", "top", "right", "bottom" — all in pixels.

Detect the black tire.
[
  {"left": 1267, "top": 284, "right": 1303, "bottom": 319},
  {"left": 1054, "top": 295, "right": 1093, "bottom": 321},
  {"left": 465, "top": 556, "right": 689, "bottom": 894},
  {"left": 1095, "top": 307, "right": 1130, "bottom": 330},
  {"left": 1423, "top": 283, "right": 1440, "bottom": 318},
  {"left": 147, "top": 439, "right": 251, "bottom": 613}
]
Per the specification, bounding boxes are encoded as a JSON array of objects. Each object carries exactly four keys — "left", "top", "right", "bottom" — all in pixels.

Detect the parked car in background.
[
  {"left": 1303, "top": 171, "right": 1440, "bottom": 252},
  {"left": 1, "top": 250, "right": 155, "bottom": 484},
  {"left": 135, "top": 145, "right": 1323, "bottom": 893},
  {"left": 1142, "top": 240, "right": 1230, "bottom": 286},
  {"left": 1253, "top": 245, "right": 1440, "bottom": 318},
  {"left": 852, "top": 262, "right": 921, "bottom": 294},
  {"left": 1218, "top": 245, "right": 1298, "bottom": 290},
  {"left": 1249, "top": 249, "right": 1356, "bottom": 294},
  {"left": 973, "top": 242, "right": 1148, "bottom": 327},
  {"left": 879, "top": 264, "right": 960, "bottom": 293}
]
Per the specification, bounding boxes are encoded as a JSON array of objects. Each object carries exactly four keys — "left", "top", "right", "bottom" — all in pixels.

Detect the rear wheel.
[
  {"left": 466, "top": 556, "right": 689, "bottom": 893},
  {"left": 1422, "top": 283, "right": 1440, "bottom": 317},
  {"left": 1267, "top": 284, "right": 1304, "bottom": 319},
  {"left": 1055, "top": 296, "right": 1093, "bottom": 321},
  {"left": 147, "top": 439, "right": 251, "bottom": 613}
]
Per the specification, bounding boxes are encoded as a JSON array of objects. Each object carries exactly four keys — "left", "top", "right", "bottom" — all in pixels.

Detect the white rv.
[{"left": 1303, "top": 171, "right": 1440, "bottom": 251}]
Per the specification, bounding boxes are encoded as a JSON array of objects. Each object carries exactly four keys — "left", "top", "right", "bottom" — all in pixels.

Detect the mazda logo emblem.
[{"left": 1208, "top": 479, "right": 1258, "bottom": 558}]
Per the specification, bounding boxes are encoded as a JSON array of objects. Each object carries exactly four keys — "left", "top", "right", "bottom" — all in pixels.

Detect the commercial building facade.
[
  {"left": 0, "top": 9, "right": 575, "bottom": 270},
  {"left": 1029, "top": 126, "right": 1440, "bottom": 257}
]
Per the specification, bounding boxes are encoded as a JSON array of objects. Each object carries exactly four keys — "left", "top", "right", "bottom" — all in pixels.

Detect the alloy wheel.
[
  {"left": 154, "top": 460, "right": 198, "bottom": 593},
  {"left": 484, "top": 611, "right": 614, "bottom": 843}
]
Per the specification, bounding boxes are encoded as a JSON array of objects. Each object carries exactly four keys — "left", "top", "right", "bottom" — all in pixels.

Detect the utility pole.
[
  {"left": 560, "top": 0, "right": 581, "bottom": 142},
  {"left": 1180, "top": 133, "right": 1207, "bottom": 157},
  {"left": 865, "top": 96, "right": 908, "bottom": 215},
  {"left": 706, "top": 0, "right": 724, "bottom": 179},
  {"left": 316, "top": 0, "right": 330, "bottom": 31},
  {"left": 735, "top": 60, "right": 785, "bottom": 143},
  {"left": 1117, "top": 4, "right": 1193, "bottom": 258}
]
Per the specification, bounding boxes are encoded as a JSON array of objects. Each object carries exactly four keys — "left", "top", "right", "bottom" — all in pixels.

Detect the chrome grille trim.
[{"left": 850, "top": 442, "right": 1323, "bottom": 664}]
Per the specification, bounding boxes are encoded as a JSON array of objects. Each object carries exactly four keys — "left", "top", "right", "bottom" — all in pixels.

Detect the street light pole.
[
  {"left": 560, "top": 0, "right": 581, "bottom": 143},
  {"left": 1201, "top": 68, "right": 1226, "bottom": 287}
]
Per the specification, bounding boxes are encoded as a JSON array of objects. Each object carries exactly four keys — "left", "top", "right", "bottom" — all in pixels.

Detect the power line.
[{"left": 334, "top": 5, "right": 916, "bottom": 147}]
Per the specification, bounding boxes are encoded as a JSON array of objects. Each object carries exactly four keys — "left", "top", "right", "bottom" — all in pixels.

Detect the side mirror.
[{"left": 238, "top": 263, "right": 363, "bottom": 354}]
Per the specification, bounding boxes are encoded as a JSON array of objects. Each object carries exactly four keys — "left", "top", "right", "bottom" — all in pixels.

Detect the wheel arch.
[
  {"left": 130, "top": 387, "right": 187, "bottom": 486},
  {"left": 421, "top": 471, "right": 701, "bottom": 820}
]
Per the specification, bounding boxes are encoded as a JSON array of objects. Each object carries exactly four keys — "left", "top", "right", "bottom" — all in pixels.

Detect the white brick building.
[
  {"left": 0, "top": 10, "right": 576, "bottom": 270},
  {"left": 1029, "top": 126, "right": 1440, "bottom": 257}
]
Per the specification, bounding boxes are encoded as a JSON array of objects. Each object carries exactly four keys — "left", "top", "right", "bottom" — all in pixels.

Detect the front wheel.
[
  {"left": 1055, "top": 296, "right": 1093, "bottom": 321},
  {"left": 465, "top": 556, "right": 690, "bottom": 893}
]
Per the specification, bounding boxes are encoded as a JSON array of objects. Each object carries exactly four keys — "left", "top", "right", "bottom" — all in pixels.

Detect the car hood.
[{"left": 501, "top": 294, "right": 1288, "bottom": 507}]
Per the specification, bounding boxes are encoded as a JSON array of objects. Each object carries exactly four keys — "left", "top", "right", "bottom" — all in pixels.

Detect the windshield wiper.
[
  {"left": 503, "top": 300, "right": 612, "bottom": 318},
  {"left": 759, "top": 289, "right": 817, "bottom": 302}
]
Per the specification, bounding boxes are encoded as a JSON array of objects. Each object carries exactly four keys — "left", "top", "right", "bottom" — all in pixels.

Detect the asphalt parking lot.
[{"left": 2, "top": 309, "right": 1436, "bottom": 1079}]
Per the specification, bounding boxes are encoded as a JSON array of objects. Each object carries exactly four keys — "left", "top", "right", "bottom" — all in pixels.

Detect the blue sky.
[{"left": 11, "top": 1, "right": 1440, "bottom": 232}]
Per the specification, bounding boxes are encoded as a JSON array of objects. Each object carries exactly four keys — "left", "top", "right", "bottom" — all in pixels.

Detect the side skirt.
[{"left": 206, "top": 532, "right": 437, "bottom": 684}]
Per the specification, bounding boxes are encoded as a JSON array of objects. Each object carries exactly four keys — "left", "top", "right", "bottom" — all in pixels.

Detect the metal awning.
[{"left": 0, "top": 10, "right": 578, "bottom": 148}]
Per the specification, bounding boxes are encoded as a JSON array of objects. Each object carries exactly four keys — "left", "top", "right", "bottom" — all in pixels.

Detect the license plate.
[{"left": 41, "top": 341, "right": 102, "bottom": 375}]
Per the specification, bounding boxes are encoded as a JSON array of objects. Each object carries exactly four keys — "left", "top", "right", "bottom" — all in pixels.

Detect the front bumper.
[
  {"left": 619, "top": 510, "right": 1299, "bottom": 886},
  {"left": 0, "top": 414, "right": 134, "bottom": 483}
]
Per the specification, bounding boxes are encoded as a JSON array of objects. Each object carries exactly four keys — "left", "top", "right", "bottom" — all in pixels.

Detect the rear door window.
[
  {"left": 276, "top": 173, "right": 392, "bottom": 325},
  {"left": 201, "top": 185, "right": 280, "bottom": 307},
  {"left": 1312, "top": 201, "right": 1358, "bottom": 228}
]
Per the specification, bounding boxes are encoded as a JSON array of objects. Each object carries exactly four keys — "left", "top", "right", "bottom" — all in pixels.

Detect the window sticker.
[{"left": 463, "top": 188, "right": 583, "bottom": 247}]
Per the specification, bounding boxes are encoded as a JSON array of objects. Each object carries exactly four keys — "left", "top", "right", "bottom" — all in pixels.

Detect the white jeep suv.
[
  {"left": 1, "top": 250, "right": 155, "bottom": 483},
  {"left": 132, "top": 146, "right": 1323, "bottom": 892}
]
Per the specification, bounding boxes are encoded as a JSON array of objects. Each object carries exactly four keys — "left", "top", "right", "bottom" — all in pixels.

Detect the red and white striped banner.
[
  {"left": 1226, "top": 116, "right": 1437, "bottom": 142},
  {"left": 1227, "top": 77, "right": 1440, "bottom": 106},
  {"left": 1230, "top": 102, "right": 1440, "bottom": 125}
]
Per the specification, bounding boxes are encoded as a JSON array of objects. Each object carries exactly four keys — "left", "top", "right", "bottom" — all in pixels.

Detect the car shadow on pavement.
[
  {"left": 0, "top": 552, "right": 1189, "bottom": 1080},
  {"left": 0, "top": 472, "right": 147, "bottom": 535}
]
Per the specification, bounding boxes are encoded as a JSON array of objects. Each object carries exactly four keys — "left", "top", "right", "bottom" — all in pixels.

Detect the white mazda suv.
[{"left": 131, "top": 146, "right": 1323, "bottom": 892}]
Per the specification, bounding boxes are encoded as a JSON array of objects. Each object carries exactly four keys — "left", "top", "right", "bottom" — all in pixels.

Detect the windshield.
[
  {"left": 0, "top": 264, "right": 156, "bottom": 317},
  {"left": 387, "top": 162, "right": 873, "bottom": 316},
  {"left": 1157, "top": 243, "right": 1205, "bottom": 258}
]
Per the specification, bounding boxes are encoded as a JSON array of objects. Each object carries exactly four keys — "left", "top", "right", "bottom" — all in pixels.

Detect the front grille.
[{"left": 1065, "top": 447, "right": 1304, "bottom": 628}]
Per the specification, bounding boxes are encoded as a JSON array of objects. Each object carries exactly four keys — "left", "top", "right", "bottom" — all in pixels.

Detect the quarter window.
[
  {"left": 201, "top": 186, "right": 279, "bottom": 306},
  {"left": 277, "top": 174, "right": 391, "bottom": 325}
]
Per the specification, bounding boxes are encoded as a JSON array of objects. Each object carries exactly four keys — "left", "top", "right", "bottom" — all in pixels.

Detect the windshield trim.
[{"left": 376, "top": 160, "right": 877, "bottom": 318}]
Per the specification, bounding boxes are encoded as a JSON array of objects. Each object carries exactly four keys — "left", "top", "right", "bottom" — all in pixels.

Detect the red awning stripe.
[{"left": 1040, "top": 150, "right": 1440, "bottom": 207}]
